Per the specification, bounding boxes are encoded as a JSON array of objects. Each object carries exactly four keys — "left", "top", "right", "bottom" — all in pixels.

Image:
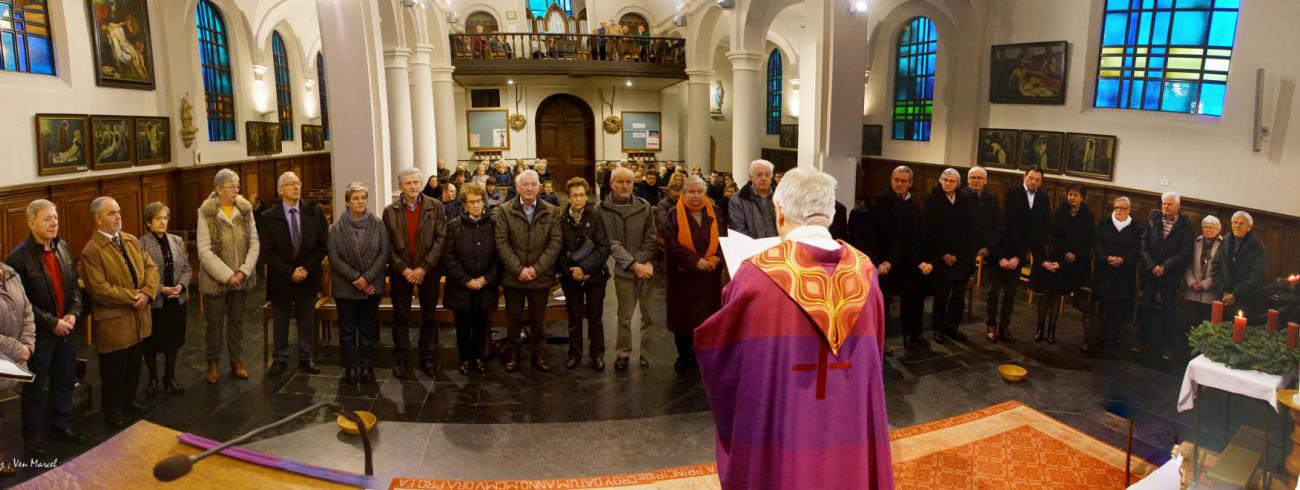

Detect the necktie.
[
  {"left": 289, "top": 208, "right": 301, "bottom": 253},
  {"left": 112, "top": 236, "right": 139, "bottom": 287}
]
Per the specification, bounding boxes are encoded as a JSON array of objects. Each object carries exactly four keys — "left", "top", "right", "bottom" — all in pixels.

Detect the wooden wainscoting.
[
  {"left": 858, "top": 157, "right": 1300, "bottom": 281},
  {"left": 0, "top": 153, "right": 332, "bottom": 258}
]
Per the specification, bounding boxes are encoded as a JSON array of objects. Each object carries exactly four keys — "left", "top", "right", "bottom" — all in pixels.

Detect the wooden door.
[{"left": 535, "top": 94, "right": 594, "bottom": 191}]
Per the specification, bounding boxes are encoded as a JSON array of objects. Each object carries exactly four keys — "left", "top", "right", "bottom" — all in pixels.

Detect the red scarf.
[{"left": 675, "top": 198, "right": 719, "bottom": 261}]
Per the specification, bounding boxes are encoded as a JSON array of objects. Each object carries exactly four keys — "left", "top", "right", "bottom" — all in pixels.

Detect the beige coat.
[
  {"left": 0, "top": 262, "right": 36, "bottom": 391},
  {"left": 79, "top": 232, "right": 160, "bottom": 353},
  {"left": 196, "top": 194, "right": 260, "bottom": 295}
]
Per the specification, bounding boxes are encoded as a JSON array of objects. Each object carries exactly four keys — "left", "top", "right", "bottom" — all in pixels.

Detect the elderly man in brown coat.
[
  {"left": 493, "top": 169, "right": 562, "bottom": 373},
  {"left": 382, "top": 167, "right": 447, "bottom": 379},
  {"left": 79, "top": 197, "right": 159, "bottom": 429}
]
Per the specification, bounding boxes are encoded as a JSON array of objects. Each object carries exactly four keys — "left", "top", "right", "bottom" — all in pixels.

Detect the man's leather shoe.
[
  {"left": 614, "top": 357, "right": 629, "bottom": 372},
  {"left": 268, "top": 361, "right": 287, "bottom": 377},
  {"left": 145, "top": 378, "right": 158, "bottom": 397},
  {"left": 474, "top": 359, "right": 487, "bottom": 373},
  {"left": 392, "top": 360, "right": 408, "bottom": 379},
  {"left": 533, "top": 358, "right": 551, "bottom": 372},
  {"left": 360, "top": 367, "right": 376, "bottom": 383},
  {"left": 163, "top": 378, "right": 184, "bottom": 394},
  {"left": 420, "top": 359, "right": 437, "bottom": 378},
  {"left": 459, "top": 362, "right": 470, "bottom": 375},
  {"left": 230, "top": 360, "right": 249, "bottom": 380},
  {"left": 128, "top": 400, "right": 150, "bottom": 415},
  {"left": 564, "top": 357, "right": 580, "bottom": 370},
  {"left": 298, "top": 360, "right": 322, "bottom": 375},
  {"left": 25, "top": 437, "right": 47, "bottom": 457},
  {"left": 639, "top": 358, "right": 650, "bottom": 369},
  {"left": 934, "top": 332, "right": 949, "bottom": 344},
  {"left": 53, "top": 426, "right": 87, "bottom": 444},
  {"left": 948, "top": 329, "right": 968, "bottom": 341},
  {"left": 205, "top": 360, "right": 219, "bottom": 384},
  {"left": 592, "top": 357, "right": 605, "bottom": 372}
]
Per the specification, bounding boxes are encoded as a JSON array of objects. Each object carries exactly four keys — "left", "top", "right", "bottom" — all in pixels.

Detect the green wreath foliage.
[{"left": 1188, "top": 321, "right": 1300, "bottom": 375}]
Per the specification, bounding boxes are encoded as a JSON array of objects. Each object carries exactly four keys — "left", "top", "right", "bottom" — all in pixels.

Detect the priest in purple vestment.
[{"left": 696, "top": 167, "right": 893, "bottom": 489}]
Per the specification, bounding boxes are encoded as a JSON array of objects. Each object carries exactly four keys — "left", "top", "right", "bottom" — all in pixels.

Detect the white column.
[
  {"left": 315, "top": 0, "right": 391, "bottom": 214},
  {"left": 798, "top": 0, "right": 870, "bottom": 204},
  {"left": 728, "top": 50, "right": 764, "bottom": 187},
  {"left": 410, "top": 45, "right": 437, "bottom": 178},
  {"left": 431, "top": 65, "right": 459, "bottom": 167},
  {"left": 385, "top": 48, "right": 414, "bottom": 184},
  {"left": 685, "top": 68, "right": 712, "bottom": 172}
]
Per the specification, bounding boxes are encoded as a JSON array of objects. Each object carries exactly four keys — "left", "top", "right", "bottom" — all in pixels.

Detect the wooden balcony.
[{"left": 450, "top": 33, "right": 686, "bottom": 80}]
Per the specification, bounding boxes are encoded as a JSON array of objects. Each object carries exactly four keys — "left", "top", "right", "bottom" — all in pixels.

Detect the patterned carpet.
[{"left": 891, "top": 400, "right": 1156, "bottom": 490}]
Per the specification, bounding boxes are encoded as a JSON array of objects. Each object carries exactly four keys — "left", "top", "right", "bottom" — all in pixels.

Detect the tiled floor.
[{"left": 0, "top": 277, "right": 1283, "bottom": 484}]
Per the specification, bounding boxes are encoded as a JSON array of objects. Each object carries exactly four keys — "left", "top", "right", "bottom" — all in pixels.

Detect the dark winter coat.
[
  {"left": 727, "top": 182, "right": 777, "bottom": 238},
  {"left": 847, "top": 201, "right": 879, "bottom": 259},
  {"left": 6, "top": 235, "right": 83, "bottom": 341},
  {"left": 662, "top": 202, "right": 726, "bottom": 335},
  {"left": 964, "top": 187, "right": 1002, "bottom": 258},
  {"left": 257, "top": 200, "right": 329, "bottom": 300},
  {"left": 556, "top": 205, "right": 611, "bottom": 288},
  {"left": 923, "top": 188, "right": 974, "bottom": 281},
  {"left": 1212, "top": 231, "right": 1268, "bottom": 316},
  {"left": 1051, "top": 203, "right": 1095, "bottom": 291},
  {"left": 999, "top": 185, "right": 1052, "bottom": 262},
  {"left": 442, "top": 210, "right": 503, "bottom": 311},
  {"left": 873, "top": 189, "right": 926, "bottom": 295},
  {"left": 1092, "top": 217, "right": 1143, "bottom": 302},
  {"left": 492, "top": 197, "right": 563, "bottom": 290},
  {"left": 1139, "top": 210, "right": 1195, "bottom": 288},
  {"left": 829, "top": 201, "right": 849, "bottom": 242}
]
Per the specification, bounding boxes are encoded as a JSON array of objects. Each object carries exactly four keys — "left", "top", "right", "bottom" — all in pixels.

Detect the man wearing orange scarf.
[{"left": 662, "top": 177, "right": 725, "bottom": 372}]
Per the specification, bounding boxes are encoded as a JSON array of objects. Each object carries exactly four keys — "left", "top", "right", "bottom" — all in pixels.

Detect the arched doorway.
[{"left": 535, "top": 94, "right": 594, "bottom": 188}]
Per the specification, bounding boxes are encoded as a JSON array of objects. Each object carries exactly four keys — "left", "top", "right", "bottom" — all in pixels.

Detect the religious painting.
[
  {"left": 1017, "top": 130, "right": 1064, "bottom": 174},
  {"left": 989, "top": 41, "right": 1067, "bottom": 105},
  {"left": 862, "top": 124, "right": 883, "bottom": 156},
  {"left": 976, "top": 128, "right": 1019, "bottom": 169},
  {"left": 87, "top": 0, "right": 157, "bottom": 90},
  {"left": 134, "top": 116, "right": 170, "bottom": 164},
  {"left": 246, "top": 121, "right": 267, "bottom": 156},
  {"left": 710, "top": 80, "right": 725, "bottom": 114},
  {"left": 35, "top": 114, "right": 89, "bottom": 176},
  {"left": 89, "top": 116, "right": 134, "bottom": 170},
  {"left": 779, "top": 124, "right": 798, "bottom": 149},
  {"left": 302, "top": 124, "right": 324, "bottom": 151},
  {"left": 1065, "top": 133, "right": 1118, "bottom": 181},
  {"left": 265, "top": 122, "right": 283, "bottom": 155}
]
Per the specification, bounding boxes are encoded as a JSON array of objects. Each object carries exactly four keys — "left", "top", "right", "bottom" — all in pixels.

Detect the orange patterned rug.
[{"left": 891, "top": 400, "right": 1156, "bottom": 489}]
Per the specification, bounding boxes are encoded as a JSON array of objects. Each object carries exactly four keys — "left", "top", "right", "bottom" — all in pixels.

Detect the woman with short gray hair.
[
  {"left": 1184, "top": 215, "right": 1223, "bottom": 323},
  {"left": 329, "top": 182, "right": 390, "bottom": 383},
  {"left": 196, "top": 168, "right": 259, "bottom": 384},
  {"left": 139, "top": 202, "right": 191, "bottom": 395}
]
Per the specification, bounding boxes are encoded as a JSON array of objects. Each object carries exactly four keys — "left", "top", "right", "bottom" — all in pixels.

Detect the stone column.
[
  {"left": 315, "top": 0, "right": 391, "bottom": 213},
  {"left": 797, "top": 0, "right": 870, "bottom": 204},
  {"left": 410, "top": 45, "right": 437, "bottom": 179},
  {"left": 728, "top": 50, "right": 764, "bottom": 187},
  {"left": 685, "top": 68, "right": 712, "bottom": 172},
  {"left": 431, "top": 65, "right": 459, "bottom": 168},
  {"left": 384, "top": 48, "right": 414, "bottom": 185}
]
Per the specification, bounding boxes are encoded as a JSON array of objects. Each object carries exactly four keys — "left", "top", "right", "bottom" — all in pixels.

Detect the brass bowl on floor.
[
  {"left": 337, "top": 411, "right": 378, "bottom": 435},
  {"left": 998, "top": 364, "right": 1028, "bottom": 383}
]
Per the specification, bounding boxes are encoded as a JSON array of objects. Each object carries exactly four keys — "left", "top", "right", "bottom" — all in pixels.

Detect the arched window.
[
  {"left": 317, "top": 53, "right": 329, "bottom": 141},
  {"left": 0, "top": 0, "right": 55, "bottom": 75},
  {"left": 893, "top": 16, "right": 936, "bottom": 142},
  {"left": 465, "top": 11, "right": 498, "bottom": 32},
  {"left": 272, "top": 31, "right": 293, "bottom": 141},
  {"left": 766, "top": 49, "right": 782, "bottom": 135},
  {"left": 196, "top": 0, "right": 235, "bottom": 142},
  {"left": 1094, "top": 0, "right": 1238, "bottom": 116}
]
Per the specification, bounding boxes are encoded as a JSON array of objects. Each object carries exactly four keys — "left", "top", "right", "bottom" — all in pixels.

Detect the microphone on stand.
[{"left": 154, "top": 402, "right": 374, "bottom": 482}]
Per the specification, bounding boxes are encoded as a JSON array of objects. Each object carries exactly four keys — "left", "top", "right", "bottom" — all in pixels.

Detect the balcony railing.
[{"left": 450, "top": 33, "right": 685, "bottom": 66}]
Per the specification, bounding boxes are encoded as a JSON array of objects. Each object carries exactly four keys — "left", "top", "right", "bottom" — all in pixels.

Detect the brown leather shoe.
[
  {"left": 205, "top": 360, "right": 219, "bottom": 385},
  {"left": 230, "top": 360, "right": 250, "bottom": 380}
]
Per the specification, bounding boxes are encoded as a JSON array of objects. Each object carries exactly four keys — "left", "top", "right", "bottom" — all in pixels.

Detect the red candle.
[
  {"left": 1290, "top": 323, "right": 1300, "bottom": 350},
  {"left": 1267, "top": 309, "right": 1279, "bottom": 333},
  {"left": 1211, "top": 301, "right": 1224, "bottom": 324},
  {"left": 1233, "top": 311, "right": 1247, "bottom": 343}
]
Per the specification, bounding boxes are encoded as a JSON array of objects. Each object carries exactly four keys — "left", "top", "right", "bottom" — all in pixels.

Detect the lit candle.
[
  {"left": 1267, "top": 309, "right": 1279, "bottom": 333},
  {"left": 1290, "top": 323, "right": 1300, "bottom": 350},
  {"left": 1288, "top": 274, "right": 1299, "bottom": 285},
  {"left": 1233, "top": 311, "right": 1247, "bottom": 343},
  {"left": 1211, "top": 300, "right": 1224, "bottom": 324}
]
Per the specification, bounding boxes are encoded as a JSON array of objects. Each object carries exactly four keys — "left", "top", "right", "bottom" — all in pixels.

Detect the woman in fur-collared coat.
[{"left": 196, "top": 169, "right": 260, "bottom": 384}]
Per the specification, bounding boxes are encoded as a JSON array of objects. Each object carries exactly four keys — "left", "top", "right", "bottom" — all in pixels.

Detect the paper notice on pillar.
[
  {"left": 493, "top": 129, "right": 508, "bottom": 147},
  {"left": 646, "top": 132, "right": 660, "bottom": 149},
  {"left": 633, "top": 123, "right": 647, "bottom": 129},
  {"left": 469, "top": 134, "right": 481, "bottom": 147}
]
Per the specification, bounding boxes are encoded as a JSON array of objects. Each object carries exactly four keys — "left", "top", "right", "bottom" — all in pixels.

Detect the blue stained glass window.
[
  {"left": 766, "top": 49, "right": 782, "bottom": 135},
  {"left": 272, "top": 32, "right": 293, "bottom": 141},
  {"left": 0, "top": 0, "right": 55, "bottom": 75},
  {"left": 528, "top": 0, "right": 570, "bottom": 18},
  {"left": 197, "top": 0, "right": 236, "bottom": 141},
  {"left": 893, "top": 17, "right": 936, "bottom": 141},
  {"left": 1095, "top": 0, "right": 1237, "bottom": 116},
  {"left": 317, "top": 53, "right": 329, "bottom": 141}
]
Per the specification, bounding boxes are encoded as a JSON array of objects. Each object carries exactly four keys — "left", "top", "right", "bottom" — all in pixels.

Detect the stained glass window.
[
  {"left": 766, "top": 49, "right": 782, "bottom": 135},
  {"left": 272, "top": 32, "right": 293, "bottom": 141},
  {"left": 0, "top": 0, "right": 55, "bottom": 75},
  {"left": 317, "top": 53, "right": 329, "bottom": 141},
  {"left": 1094, "top": 0, "right": 1239, "bottom": 116},
  {"left": 528, "top": 0, "right": 570, "bottom": 18},
  {"left": 197, "top": 0, "right": 235, "bottom": 142},
  {"left": 893, "top": 17, "right": 936, "bottom": 141}
]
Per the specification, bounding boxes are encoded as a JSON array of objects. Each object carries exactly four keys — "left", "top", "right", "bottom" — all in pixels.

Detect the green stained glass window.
[{"left": 893, "top": 17, "right": 936, "bottom": 142}]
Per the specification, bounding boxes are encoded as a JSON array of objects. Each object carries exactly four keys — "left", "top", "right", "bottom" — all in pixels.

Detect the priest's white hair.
[{"left": 772, "top": 167, "right": 837, "bottom": 227}]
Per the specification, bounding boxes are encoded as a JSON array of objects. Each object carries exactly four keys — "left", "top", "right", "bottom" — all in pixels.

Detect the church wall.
[
  {"left": 0, "top": 0, "right": 325, "bottom": 191},
  {"left": 984, "top": 0, "right": 1300, "bottom": 216},
  {"left": 709, "top": 44, "right": 734, "bottom": 174}
]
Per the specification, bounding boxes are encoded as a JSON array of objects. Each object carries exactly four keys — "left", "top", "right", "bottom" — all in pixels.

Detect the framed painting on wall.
[
  {"left": 246, "top": 121, "right": 267, "bottom": 156},
  {"left": 862, "top": 124, "right": 883, "bottom": 156},
  {"left": 87, "top": 0, "right": 157, "bottom": 90},
  {"left": 89, "top": 115, "right": 134, "bottom": 170},
  {"left": 779, "top": 124, "right": 798, "bottom": 149},
  {"left": 1018, "top": 130, "right": 1064, "bottom": 174},
  {"left": 976, "top": 128, "right": 1018, "bottom": 169},
  {"left": 134, "top": 116, "right": 170, "bottom": 164},
  {"left": 302, "top": 124, "right": 324, "bottom": 151},
  {"left": 467, "top": 109, "right": 510, "bottom": 151},
  {"left": 1064, "top": 133, "right": 1117, "bottom": 181},
  {"left": 35, "top": 114, "right": 89, "bottom": 176},
  {"left": 265, "top": 122, "right": 283, "bottom": 154},
  {"left": 989, "top": 41, "right": 1067, "bottom": 105}
]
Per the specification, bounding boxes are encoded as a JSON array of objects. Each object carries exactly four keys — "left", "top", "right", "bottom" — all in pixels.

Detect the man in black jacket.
[
  {"left": 7, "top": 200, "right": 86, "bottom": 457},
  {"left": 874, "top": 166, "right": 932, "bottom": 348},
  {"left": 964, "top": 167, "right": 1003, "bottom": 341},
  {"left": 988, "top": 166, "right": 1051, "bottom": 342},
  {"left": 258, "top": 172, "right": 329, "bottom": 376},
  {"left": 925, "top": 169, "right": 974, "bottom": 342},
  {"left": 1136, "top": 192, "right": 1194, "bottom": 359}
]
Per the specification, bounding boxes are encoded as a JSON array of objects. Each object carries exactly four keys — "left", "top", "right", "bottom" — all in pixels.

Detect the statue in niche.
[
  {"left": 180, "top": 94, "right": 198, "bottom": 148},
  {"left": 711, "top": 80, "right": 725, "bottom": 114}
]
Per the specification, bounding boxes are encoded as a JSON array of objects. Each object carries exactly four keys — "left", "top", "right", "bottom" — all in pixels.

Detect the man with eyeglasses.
[{"left": 257, "top": 172, "right": 329, "bottom": 376}]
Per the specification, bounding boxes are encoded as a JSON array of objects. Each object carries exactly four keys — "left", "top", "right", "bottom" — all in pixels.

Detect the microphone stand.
[{"left": 155, "top": 401, "right": 373, "bottom": 481}]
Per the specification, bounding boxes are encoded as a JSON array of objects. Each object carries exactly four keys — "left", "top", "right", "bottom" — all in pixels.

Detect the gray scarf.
[{"left": 337, "top": 211, "right": 381, "bottom": 268}]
